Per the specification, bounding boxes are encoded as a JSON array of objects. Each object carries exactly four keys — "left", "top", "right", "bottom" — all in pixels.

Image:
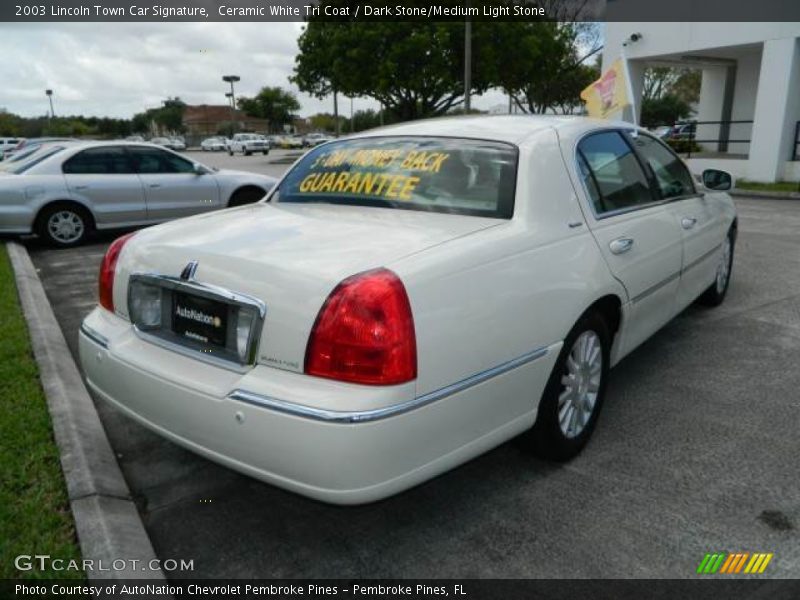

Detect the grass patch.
[
  {"left": 0, "top": 245, "right": 83, "bottom": 579},
  {"left": 736, "top": 179, "right": 800, "bottom": 193}
]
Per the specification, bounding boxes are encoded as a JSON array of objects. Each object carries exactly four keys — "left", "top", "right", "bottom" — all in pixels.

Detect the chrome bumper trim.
[
  {"left": 79, "top": 322, "right": 109, "bottom": 349},
  {"left": 229, "top": 345, "right": 550, "bottom": 423}
]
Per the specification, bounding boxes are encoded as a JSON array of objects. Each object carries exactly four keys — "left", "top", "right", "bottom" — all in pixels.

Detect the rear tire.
[
  {"left": 697, "top": 228, "right": 735, "bottom": 307},
  {"left": 228, "top": 187, "right": 265, "bottom": 207},
  {"left": 524, "top": 311, "right": 610, "bottom": 461},
  {"left": 36, "top": 203, "right": 93, "bottom": 247}
]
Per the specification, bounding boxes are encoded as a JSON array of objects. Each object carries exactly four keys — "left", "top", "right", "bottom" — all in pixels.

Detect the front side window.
[
  {"left": 277, "top": 136, "right": 518, "bottom": 219},
  {"left": 62, "top": 147, "right": 133, "bottom": 175},
  {"left": 577, "top": 131, "right": 654, "bottom": 214},
  {"left": 627, "top": 133, "right": 695, "bottom": 199},
  {"left": 128, "top": 146, "right": 194, "bottom": 174}
]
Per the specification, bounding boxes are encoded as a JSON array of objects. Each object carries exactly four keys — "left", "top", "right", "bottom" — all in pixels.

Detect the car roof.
[{"left": 352, "top": 115, "right": 642, "bottom": 145}]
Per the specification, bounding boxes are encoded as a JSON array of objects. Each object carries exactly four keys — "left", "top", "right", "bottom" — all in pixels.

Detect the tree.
[
  {"left": 643, "top": 67, "right": 701, "bottom": 104},
  {"left": 640, "top": 95, "right": 692, "bottom": 128},
  {"left": 293, "top": 14, "right": 502, "bottom": 121},
  {"left": 490, "top": 22, "right": 602, "bottom": 114},
  {"left": 237, "top": 87, "right": 300, "bottom": 133}
]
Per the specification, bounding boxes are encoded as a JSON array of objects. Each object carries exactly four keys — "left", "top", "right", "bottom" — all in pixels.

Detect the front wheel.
[
  {"left": 524, "top": 311, "right": 610, "bottom": 461},
  {"left": 697, "top": 228, "right": 735, "bottom": 307}
]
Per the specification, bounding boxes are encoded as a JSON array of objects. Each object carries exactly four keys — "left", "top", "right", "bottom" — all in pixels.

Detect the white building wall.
[{"left": 604, "top": 22, "right": 800, "bottom": 182}]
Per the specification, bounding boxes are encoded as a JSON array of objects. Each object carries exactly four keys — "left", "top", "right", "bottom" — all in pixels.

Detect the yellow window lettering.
[
  {"left": 385, "top": 175, "right": 404, "bottom": 199},
  {"left": 359, "top": 172, "right": 377, "bottom": 195},
  {"left": 344, "top": 172, "right": 362, "bottom": 193},
  {"left": 299, "top": 173, "right": 318, "bottom": 192},
  {"left": 332, "top": 171, "right": 350, "bottom": 193},
  {"left": 429, "top": 153, "right": 449, "bottom": 172},
  {"left": 399, "top": 176, "right": 420, "bottom": 200},
  {"left": 317, "top": 172, "right": 337, "bottom": 193},
  {"left": 400, "top": 151, "right": 418, "bottom": 170}
]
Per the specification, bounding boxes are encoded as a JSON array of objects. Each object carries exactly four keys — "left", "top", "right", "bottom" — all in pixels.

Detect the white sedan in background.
[
  {"left": 79, "top": 116, "right": 736, "bottom": 504},
  {"left": 0, "top": 141, "right": 276, "bottom": 246},
  {"left": 200, "top": 137, "right": 227, "bottom": 152}
]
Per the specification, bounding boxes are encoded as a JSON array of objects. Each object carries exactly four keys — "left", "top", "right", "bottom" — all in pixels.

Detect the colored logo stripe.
[{"left": 698, "top": 553, "right": 773, "bottom": 574}]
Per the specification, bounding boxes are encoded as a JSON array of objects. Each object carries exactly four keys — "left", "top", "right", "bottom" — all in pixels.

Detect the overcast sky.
[{"left": 0, "top": 23, "right": 511, "bottom": 120}]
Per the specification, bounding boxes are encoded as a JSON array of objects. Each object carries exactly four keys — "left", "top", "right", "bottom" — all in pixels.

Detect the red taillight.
[
  {"left": 305, "top": 268, "right": 417, "bottom": 385},
  {"left": 98, "top": 232, "right": 135, "bottom": 312}
]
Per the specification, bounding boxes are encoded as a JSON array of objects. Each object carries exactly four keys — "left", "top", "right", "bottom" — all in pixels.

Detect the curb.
[
  {"left": 731, "top": 189, "right": 800, "bottom": 200},
  {"left": 6, "top": 241, "right": 165, "bottom": 582}
]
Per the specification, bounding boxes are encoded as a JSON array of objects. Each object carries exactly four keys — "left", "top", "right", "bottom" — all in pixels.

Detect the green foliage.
[
  {"left": 308, "top": 112, "right": 343, "bottom": 133},
  {"left": 238, "top": 87, "right": 300, "bottom": 133},
  {"left": 293, "top": 16, "right": 502, "bottom": 120},
  {"left": 0, "top": 110, "right": 133, "bottom": 139},
  {"left": 497, "top": 23, "right": 595, "bottom": 114},
  {"left": 643, "top": 67, "right": 701, "bottom": 104},
  {"left": 130, "top": 97, "right": 186, "bottom": 135},
  {"left": 0, "top": 247, "right": 83, "bottom": 579},
  {"left": 666, "top": 138, "right": 702, "bottom": 155},
  {"left": 641, "top": 94, "right": 693, "bottom": 129}
]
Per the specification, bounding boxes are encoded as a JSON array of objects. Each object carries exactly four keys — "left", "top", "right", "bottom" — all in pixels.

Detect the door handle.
[
  {"left": 609, "top": 238, "right": 634, "bottom": 255},
  {"left": 681, "top": 217, "right": 697, "bottom": 229},
  {"left": 73, "top": 185, "right": 88, "bottom": 190},
  {"left": 149, "top": 183, "right": 161, "bottom": 188}
]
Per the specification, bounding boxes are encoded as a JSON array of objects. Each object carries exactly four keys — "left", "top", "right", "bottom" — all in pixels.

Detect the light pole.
[
  {"left": 222, "top": 75, "right": 240, "bottom": 135},
  {"left": 463, "top": 4, "right": 472, "bottom": 113},
  {"left": 45, "top": 89, "right": 55, "bottom": 119}
]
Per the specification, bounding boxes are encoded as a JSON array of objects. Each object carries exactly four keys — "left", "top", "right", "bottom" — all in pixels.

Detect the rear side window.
[
  {"left": 277, "top": 136, "right": 518, "bottom": 219},
  {"left": 577, "top": 131, "right": 654, "bottom": 214},
  {"left": 626, "top": 133, "right": 695, "bottom": 199},
  {"left": 63, "top": 147, "right": 133, "bottom": 174},
  {"left": 128, "top": 146, "right": 194, "bottom": 174}
]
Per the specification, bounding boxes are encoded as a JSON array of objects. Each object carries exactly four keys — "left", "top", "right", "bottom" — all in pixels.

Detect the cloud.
[{"left": 0, "top": 22, "right": 510, "bottom": 119}]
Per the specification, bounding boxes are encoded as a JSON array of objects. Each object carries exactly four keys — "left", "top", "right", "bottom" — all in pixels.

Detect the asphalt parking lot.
[{"left": 23, "top": 184, "right": 800, "bottom": 578}]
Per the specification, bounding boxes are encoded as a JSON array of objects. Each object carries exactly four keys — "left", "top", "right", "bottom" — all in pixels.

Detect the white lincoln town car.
[{"left": 79, "top": 116, "right": 737, "bottom": 504}]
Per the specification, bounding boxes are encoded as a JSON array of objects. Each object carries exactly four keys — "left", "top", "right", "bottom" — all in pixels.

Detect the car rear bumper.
[{"left": 79, "top": 307, "right": 557, "bottom": 504}]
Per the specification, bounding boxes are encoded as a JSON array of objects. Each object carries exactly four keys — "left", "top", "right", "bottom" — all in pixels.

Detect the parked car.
[
  {"left": 303, "top": 132, "right": 335, "bottom": 147},
  {"left": 668, "top": 122, "right": 696, "bottom": 140},
  {"left": 228, "top": 133, "right": 269, "bottom": 156},
  {"left": 3, "top": 137, "right": 75, "bottom": 160},
  {"left": 200, "top": 137, "right": 227, "bottom": 152},
  {"left": 0, "top": 140, "right": 80, "bottom": 170},
  {"left": 0, "top": 137, "right": 23, "bottom": 160},
  {"left": 126, "top": 135, "right": 145, "bottom": 142},
  {"left": 0, "top": 141, "right": 276, "bottom": 246},
  {"left": 150, "top": 137, "right": 185, "bottom": 151},
  {"left": 78, "top": 116, "right": 737, "bottom": 504},
  {"left": 651, "top": 125, "right": 672, "bottom": 140}
]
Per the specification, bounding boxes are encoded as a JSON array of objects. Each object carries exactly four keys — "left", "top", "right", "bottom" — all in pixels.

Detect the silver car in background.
[{"left": 0, "top": 141, "right": 276, "bottom": 246}]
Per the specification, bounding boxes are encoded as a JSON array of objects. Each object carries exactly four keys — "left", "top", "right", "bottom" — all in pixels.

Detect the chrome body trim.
[
  {"left": 630, "top": 242, "right": 722, "bottom": 305},
  {"left": 79, "top": 322, "right": 109, "bottom": 349},
  {"left": 631, "top": 271, "right": 681, "bottom": 305},
  {"left": 681, "top": 243, "right": 722, "bottom": 275},
  {"left": 127, "top": 272, "right": 266, "bottom": 372},
  {"left": 129, "top": 273, "right": 266, "bottom": 318},
  {"left": 229, "top": 345, "right": 550, "bottom": 423},
  {"left": 132, "top": 327, "right": 255, "bottom": 374}
]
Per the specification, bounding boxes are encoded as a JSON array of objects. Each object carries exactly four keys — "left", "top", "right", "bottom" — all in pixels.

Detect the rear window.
[
  {"left": 11, "top": 146, "right": 65, "bottom": 174},
  {"left": 276, "top": 136, "right": 518, "bottom": 218}
]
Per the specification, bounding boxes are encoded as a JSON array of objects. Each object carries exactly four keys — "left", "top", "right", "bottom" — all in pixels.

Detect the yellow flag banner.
[{"left": 580, "top": 59, "right": 631, "bottom": 119}]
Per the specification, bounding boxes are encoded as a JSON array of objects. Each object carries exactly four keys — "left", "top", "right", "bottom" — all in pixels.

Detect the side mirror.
[
  {"left": 193, "top": 163, "right": 211, "bottom": 175},
  {"left": 702, "top": 169, "right": 733, "bottom": 191}
]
